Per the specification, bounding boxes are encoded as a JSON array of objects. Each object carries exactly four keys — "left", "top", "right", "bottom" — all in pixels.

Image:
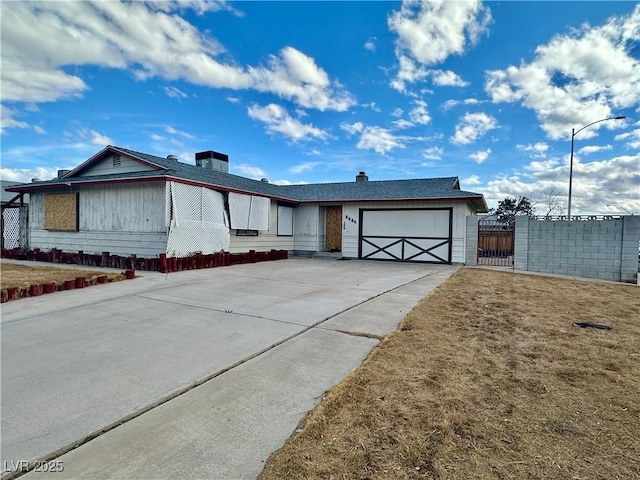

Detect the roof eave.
[
  {"left": 299, "top": 195, "right": 489, "bottom": 206},
  {"left": 6, "top": 174, "right": 300, "bottom": 203}
]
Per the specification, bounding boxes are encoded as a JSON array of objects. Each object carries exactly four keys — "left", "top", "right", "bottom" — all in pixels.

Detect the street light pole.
[
  {"left": 567, "top": 116, "right": 625, "bottom": 221},
  {"left": 606, "top": 204, "right": 633, "bottom": 215}
]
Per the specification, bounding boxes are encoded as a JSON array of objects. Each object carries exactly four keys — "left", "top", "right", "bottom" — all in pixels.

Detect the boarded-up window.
[
  {"left": 277, "top": 206, "right": 293, "bottom": 236},
  {"left": 44, "top": 193, "right": 78, "bottom": 231},
  {"left": 228, "top": 192, "right": 270, "bottom": 231}
]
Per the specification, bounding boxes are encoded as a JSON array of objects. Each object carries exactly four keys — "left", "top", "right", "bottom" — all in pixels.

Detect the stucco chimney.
[
  {"left": 195, "top": 150, "right": 229, "bottom": 173},
  {"left": 356, "top": 171, "right": 368, "bottom": 182}
]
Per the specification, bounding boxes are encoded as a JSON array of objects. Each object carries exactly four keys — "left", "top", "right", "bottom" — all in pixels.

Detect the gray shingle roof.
[
  {"left": 278, "top": 177, "right": 481, "bottom": 202},
  {"left": 6, "top": 146, "right": 487, "bottom": 210},
  {"left": 1, "top": 180, "right": 28, "bottom": 205}
]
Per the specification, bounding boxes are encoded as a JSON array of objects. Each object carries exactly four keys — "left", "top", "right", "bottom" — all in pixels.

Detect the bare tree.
[{"left": 537, "top": 189, "right": 565, "bottom": 216}]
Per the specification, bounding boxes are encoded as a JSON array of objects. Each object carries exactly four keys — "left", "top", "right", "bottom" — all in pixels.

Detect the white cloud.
[
  {"left": 89, "top": 130, "right": 113, "bottom": 146},
  {"left": 408, "top": 99, "right": 431, "bottom": 125},
  {"left": 0, "top": 1, "right": 354, "bottom": 125},
  {"left": 248, "top": 103, "right": 327, "bottom": 141},
  {"left": 248, "top": 46, "right": 355, "bottom": 111},
  {"left": 430, "top": 69, "right": 469, "bottom": 87},
  {"left": 165, "top": 126, "right": 195, "bottom": 139},
  {"left": 33, "top": 125, "right": 46, "bottom": 135},
  {"left": 391, "top": 108, "right": 404, "bottom": 117},
  {"left": 392, "top": 119, "right": 415, "bottom": 130},
  {"left": 340, "top": 122, "right": 364, "bottom": 135},
  {"left": 0, "top": 166, "right": 60, "bottom": 183},
  {"left": 442, "top": 98, "right": 481, "bottom": 110},
  {"left": 478, "top": 153, "right": 639, "bottom": 214},
  {"left": 226, "top": 96, "right": 240, "bottom": 104},
  {"left": 162, "top": 86, "right": 188, "bottom": 98},
  {"left": 423, "top": 147, "right": 443, "bottom": 160},
  {"left": 469, "top": 148, "right": 492, "bottom": 164},
  {"left": 150, "top": 134, "right": 165, "bottom": 141},
  {"left": 1, "top": 106, "right": 29, "bottom": 133},
  {"left": 389, "top": 0, "right": 491, "bottom": 91},
  {"left": 390, "top": 55, "right": 429, "bottom": 92},
  {"left": 357, "top": 126, "right": 408, "bottom": 155},
  {"left": 450, "top": 112, "right": 497, "bottom": 145},
  {"left": 364, "top": 37, "right": 377, "bottom": 52},
  {"left": 289, "top": 162, "right": 320, "bottom": 174},
  {"left": 578, "top": 144, "right": 612, "bottom": 155},
  {"left": 462, "top": 174, "right": 482, "bottom": 185},
  {"left": 615, "top": 128, "right": 640, "bottom": 149},
  {"left": 362, "top": 102, "right": 381, "bottom": 112},
  {"left": 234, "top": 164, "right": 267, "bottom": 180},
  {"left": 485, "top": 5, "right": 640, "bottom": 139},
  {"left": 272, "top": 179, "right": 309, "bottom": 186},
  {"left": 517, "top": 142, "right": 549, "bottom": 158}
]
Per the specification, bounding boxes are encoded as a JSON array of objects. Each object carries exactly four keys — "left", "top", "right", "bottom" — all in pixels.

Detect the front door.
[{"left": 325, "top": 206, "right": 342, "bottom": 252}]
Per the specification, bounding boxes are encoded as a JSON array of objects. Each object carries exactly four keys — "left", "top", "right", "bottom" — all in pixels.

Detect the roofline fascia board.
[
  {"left": 5, "top": 176, "right": 169, "bottom": 192},
  {"left": 164, "top": 176, "right": 300, "bottom": 203},
  {"left": 298, "top": 195, "right": 487, "bottom": 205}
]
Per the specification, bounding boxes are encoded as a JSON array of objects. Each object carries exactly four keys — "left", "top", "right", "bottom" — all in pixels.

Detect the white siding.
[
  {"left": 29, "top": 230, "right": 168, "bottom": 257},
  {"left": 229, "top": 200, "right": 294, "bottom": 253},
  {"left": 293, "top": 204, "right": 320, "bottom": 253},
  {"left": 78, "top": 155, "right": 157, "bottom": 177},
  {"left": 80, "top": 183, "right": 166, "bottom": 232},
  {"left": 28, "top": 183, "right": 168, "bottom": 257}
]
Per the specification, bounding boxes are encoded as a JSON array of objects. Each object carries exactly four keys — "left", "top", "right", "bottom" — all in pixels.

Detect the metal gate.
[{"left": 477, "top": 217, "right": 514, "bottom": 267}]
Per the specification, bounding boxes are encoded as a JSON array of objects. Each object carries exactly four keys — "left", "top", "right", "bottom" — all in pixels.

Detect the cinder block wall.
[
  {"left": 514, "top": 216, "right": 638, "bottom": 284},
  {"left": 464, "top": 216, "right": 478, "bottom": 266}
]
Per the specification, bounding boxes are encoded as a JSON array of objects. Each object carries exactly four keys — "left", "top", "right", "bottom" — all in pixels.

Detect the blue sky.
[{"left": 1, "top": 0, "right": 639, "bottom": 214}]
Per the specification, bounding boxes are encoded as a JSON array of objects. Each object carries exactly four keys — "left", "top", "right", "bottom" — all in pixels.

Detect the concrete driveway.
[{"left": 1, "top": 258, "right": 457, "bottom": 479}]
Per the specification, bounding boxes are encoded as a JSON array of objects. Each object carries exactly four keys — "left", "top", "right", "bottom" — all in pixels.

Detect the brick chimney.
[{"left": 356, "top": 171, "right": 368, "bottom": 182}]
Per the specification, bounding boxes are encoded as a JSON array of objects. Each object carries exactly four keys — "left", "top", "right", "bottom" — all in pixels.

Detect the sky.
[{"left": 1, "top": 0, "right": 639, "bottom": 215}]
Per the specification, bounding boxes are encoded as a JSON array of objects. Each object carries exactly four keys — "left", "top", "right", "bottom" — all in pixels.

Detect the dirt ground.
[
  {"left": 259, "top": 268, "right": 640, "bottom": 480},
  {"left": 1, "top": 262, "right": 124, "bottom": 289}
]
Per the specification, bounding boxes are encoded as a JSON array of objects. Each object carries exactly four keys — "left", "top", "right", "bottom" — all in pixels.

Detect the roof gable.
[{"left": 63, "top": 146, "right": 166, "bottom": 178}]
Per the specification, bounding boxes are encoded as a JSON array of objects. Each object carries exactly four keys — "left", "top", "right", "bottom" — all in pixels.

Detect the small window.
[
  {"left": 113, "top": 155, "right": 121, "bottom": 167},
  {"left": 236, "top": 229, "right": 258, "bottom": 236}
]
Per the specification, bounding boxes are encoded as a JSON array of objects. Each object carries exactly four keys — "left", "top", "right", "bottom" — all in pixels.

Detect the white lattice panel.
[
  {"left": 166, "top": 219, "right": 230, "bottom": 257},
  {"left": 201, "top": 188, "right": 226, "bottom": 224},
  {"left": 248, "top": 196, "right": 270, "bottom": 231},
  {"left": 2, "top": 208, "right": 20, "bottom": 249},
  {"left": 229, "top": 192, "right": 251, "bottom": 230},
  {"left": 171, "top": 182, "right": 202, "bottom": 223}
]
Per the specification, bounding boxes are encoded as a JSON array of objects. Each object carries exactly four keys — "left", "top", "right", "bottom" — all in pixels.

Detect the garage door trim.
[{"left": 358, "top": 208, "right": 453, "bottom": 264}]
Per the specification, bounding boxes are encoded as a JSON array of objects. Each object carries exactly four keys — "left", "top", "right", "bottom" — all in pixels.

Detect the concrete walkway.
[{"left": 1, "top": 258, "right": 457, "bottom": 479}]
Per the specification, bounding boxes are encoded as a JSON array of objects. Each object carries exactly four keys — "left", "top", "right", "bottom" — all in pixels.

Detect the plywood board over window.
[{"left": 44, "top": 193, "right": 78, "bottom": 231}]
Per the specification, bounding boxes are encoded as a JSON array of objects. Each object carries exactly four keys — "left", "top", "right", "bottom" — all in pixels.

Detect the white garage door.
[{"left": 359, "top": 208, "right": 452, "bottom": 263}]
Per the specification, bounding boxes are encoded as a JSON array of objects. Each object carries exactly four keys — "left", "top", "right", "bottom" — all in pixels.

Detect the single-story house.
[{"left": 6, "top": 145, "right": 488, "bottom": 264}]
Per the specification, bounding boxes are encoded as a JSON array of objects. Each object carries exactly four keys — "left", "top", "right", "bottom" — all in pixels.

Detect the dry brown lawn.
[
  {"left": 1, "top": 262, "right": 124, "bottom": 289},
  {"left": 260, "top": 268, "right": 640, "bottom": 480}
]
